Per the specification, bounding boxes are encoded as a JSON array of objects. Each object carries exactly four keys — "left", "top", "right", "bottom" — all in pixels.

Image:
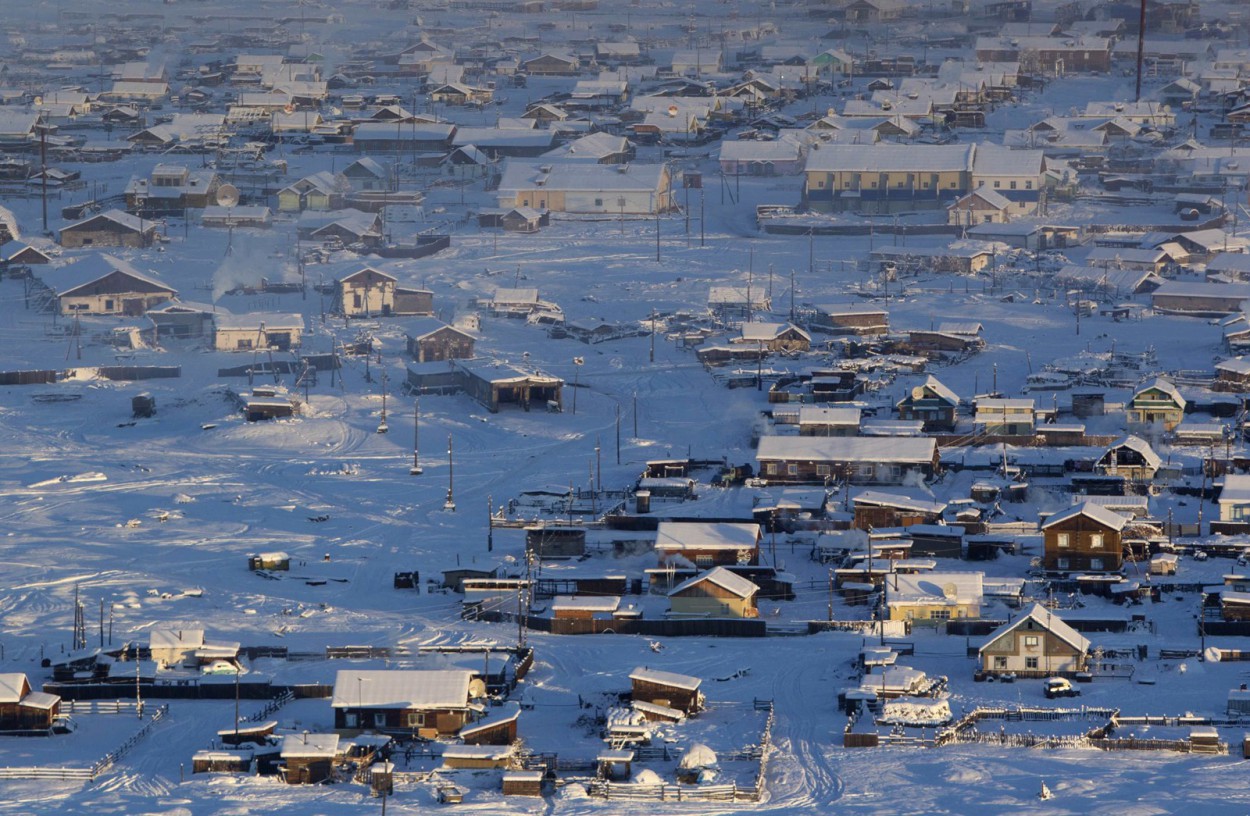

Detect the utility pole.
[
  {"left": 377, "top": 371, "right": 389, "bottom": 434},
  {"left": 487, "top": 495, "right": 494, "bottom": 552},
  {"left": 444, "top": 434, "right": 456, "bottom": 511},
  {"left": 633, "top": 391, "right": 638, "bottom": 437},
  {"left": 615, "top": 404, "right": 621, "bottom": 464},
  {"left": 595, "top": 435, "right": 602, "bottom": 493},
  {"left": 649, "top": 310, "right": 656, "bottom": 364},
  {"left": 655, "top": 210, "right": 661, "bottom": 262},
  {"left": 410, "top": 399, "right": 422, "bottom": 474}
]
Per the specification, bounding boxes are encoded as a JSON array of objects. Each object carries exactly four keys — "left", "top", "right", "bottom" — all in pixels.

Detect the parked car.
[{"left": 1044, "top": 677, "right": 1080, "bottom": 699}]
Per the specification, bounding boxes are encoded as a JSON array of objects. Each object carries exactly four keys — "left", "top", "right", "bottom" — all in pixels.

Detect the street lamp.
[{"left": 572, "top": 357, "right": 584, "bottom": 414}]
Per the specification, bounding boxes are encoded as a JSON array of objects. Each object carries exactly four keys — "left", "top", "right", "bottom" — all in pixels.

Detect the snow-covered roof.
[
  {"left": 757, "top": 435, "right": 937, "bottom": 464},
  {"left": 629, "top": 667, "right": 701, "bottom": 691},
  {"left": 886, "top": 571, "right": 983, "bottom": 606},
  {"left": 149, "top": 629, "right": 205, "bottom": 650},
  {"left": 805, "top": 143, "right": 975, "bottom": 174},
  {"left": 330, "top": 669, "right": 473, "bottom": 710},
  {"left": 0, "top": 673, "right": 28, "bottom": 703},
  {"left": 551, "top": 595, "right": 621, "bottom": 612},
  {"left": 1041, "top": 501, "right": 1129, "bottom": 532},
  {"left": 280, "top": 733, "right": 340, "bottom": 758},
  {"left": 670, "top": 566, "right": 760, "bottom": 599},
  {"left": 1104, "top": 434, "right": 1163, "bottom": 470},
  {"left": 214, "top": 312, "right": 305, "bottom": 331},
  {"left": 982, "top": 602, "right": 1090, "bottom": 655},
  {"left": 852, "top": 490, "right": 945, "bottom": 514},
  {"left": 655, "top": 521, "right": 760, "bottom": 552},
  {"left": 1219, "top": 474, "right": 1250, "bottom": 506}
]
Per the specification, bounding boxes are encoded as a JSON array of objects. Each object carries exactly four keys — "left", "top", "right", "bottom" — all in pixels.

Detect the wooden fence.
[{"left": 0, "top": 704, "right": 169, "bottom": 781}]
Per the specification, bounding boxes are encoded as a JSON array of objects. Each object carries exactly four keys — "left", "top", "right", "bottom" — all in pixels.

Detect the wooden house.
[
  {"left": 852, "top": 491, "right": 946, "bottom": 530},
  {"left": 667, "top": 567, "right": 760, "bottom": 618},
  {"left": 884, "top": 571, "right": 983, "bottom": 623},
  {"left": 978, "top": 603, "right": 1090, "bottom": 677},
  {"left": 1095, "top": 435, "right": 1162, "bottom": 481},
  {"left": 279, "top": 733, "right": 340, "bottom": 784},
  {"left": 277, "top": 172, "right": 343, "bottom": 212},
  {"left": 213, "top": 313, "right": 305, "bottom": 352},
  {"left": 0, "top": 674, "right": 60, "bottom": 731},
  {"left": 549, "top": 595, "right": 621, "bottom": 621},
  {"left": 973, "top": 398, "right": 1036, "bottom": 436},
  {"left": 735, "top": 322, "right": 811, "bottom": 352},
  {"left": 331, "top": 669, "right": 478, "bottom": 737},
  {"left": 459, "top": 702, "right": 521, "bottom": 746},
  {"left": 947, "top": 187, "right": 1013, "bottom": 226},
  {"left": 405, "top": 319, "right": 474, "bottom": 362},
  {"left": 125, "top": 163, "right": 221, "bottom": 214},
  {"left": 336, "top": 267, "right": 432, "bottom": 317},
  {"left": 1127, "top": 378, "right": 1186, "bottom": 432},
  {"left": 41, "top": 255, "right": 176, "bottom": 317},
  {"left": 654, "top": 521, "right": 761, "bottom": 567},
  {"left": 808, "top": 306, "right": 890, "bottom": 336},
  {"left": 148, "top": 628, "right": 239, "bottom": 668},
  {"left": 756, "top": 436, "right": 939, "bottom": 485},
  {"left": 496, "top": 161, "right": 675, "bottom": 215},
  {"left": 340, "top": 159, "right": 390, "bottom": 193},
  {"left": 59, "top": 209, "right": 157, "bottom": 248},
  {"left": 1041, "top": 502, "right": 1127, "bottom": 573},
  {"left": 629, "top": 667, "right": 703, "bottom": 715},
  {"left": 456, "top": 360, "right": 563, "bottom": 413},
  {"left": 1215, "top": 357, "right": 1250, "bottom": 391},
  {"left": 1216, "top": 474, "right": 1250, "bottom": 534},
  {"left": 520, "top": 53, "right": 579, "bottom": 76},
  {"left": 895, "top": 376, "right": 960, "bottom": 432}
]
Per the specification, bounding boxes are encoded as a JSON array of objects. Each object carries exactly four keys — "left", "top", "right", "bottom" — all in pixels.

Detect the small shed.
[
  {"left": 597, "top": 749, "right": 634, "bottom": 780},
  {"left": 629, "top": 667, "right": 703, "bottom": 715},
  {"left": 280, "top": 733, "right": 340, "bottom": 785},
  {"left": 192, "top": 750, "right": 254, "bottom": 774},
  {"left": 370, "top": 761, "right": 394, "bottom": 796},
  {"left": 525, "top": 526, "right": 586, "bottom": 558},
  {"left": 249, "top": 552, "right": 290, "bottom": 571},
  {"left": 442, "top": 744, "right": 515, "bottom": 769},
  {"left": 501, "top": 770, "right": 546, "bottom": 796}
]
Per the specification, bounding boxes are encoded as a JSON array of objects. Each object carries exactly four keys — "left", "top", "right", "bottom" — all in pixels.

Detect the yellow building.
[
  {"left": 885, "top": 571, "right": 982, "bottom": 622},
  {"left": 668, "top": 567, "right": 760, "bottom": 618},
  {"left": 804, "top": 143, "right": 975, "bottom": 213}
]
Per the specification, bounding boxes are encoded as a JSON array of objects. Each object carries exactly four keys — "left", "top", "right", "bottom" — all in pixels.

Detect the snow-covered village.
[{"left": 6, "top": 0, "right": 1250, "bottom": 813}]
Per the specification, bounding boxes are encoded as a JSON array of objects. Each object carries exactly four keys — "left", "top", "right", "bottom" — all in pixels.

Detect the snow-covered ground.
[{"left": 5, "top": 0, "right": 1250, "bottom": 812}]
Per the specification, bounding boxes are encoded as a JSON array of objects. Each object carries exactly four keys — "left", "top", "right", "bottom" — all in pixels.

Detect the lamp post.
[
  {"left": 377, "top": 371, "right": 389, "bottom": 434},
  {"left": 572, "top": 357, "right": 584, "bottom": 414},
  {"left": 444, "top": 434, "right": 456, "bottom": 511}
]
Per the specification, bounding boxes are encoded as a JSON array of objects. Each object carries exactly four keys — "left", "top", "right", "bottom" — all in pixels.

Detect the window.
[
  {"left": 345, "top": 713, "right": 358, "bottom": 727},
  {"left": 993, "top": 180, "right": 1001, "bottom": 188},
  {"left": 236, "top": 339, "right": 253, "bottom": 350},
  {"left": 1056, "top": 533, "right": 1070, "bottom": 549},
  {"left": 594, "top": 198, "right": 603, "bottom": 206},
  {"left": 765, "top": 463, "right": 777, "bottom": 475},
  {"left": 930, "top": 609, "right": 951, "bottom": 620},
  {"left": 1090, "top": 534, "right": 1103, "bottom": 549},
  {"left": 994, "top": 656, "right": 1008, "bottom": 669},
  {"left": 105, "top": 299, "right": 115, "bottom": 311},
  {"left": 816, "top": 464, "right": 831, "bottom": 477},
  {"left": 786, "top": 464, "right": 798, "bottom": 476},
  {"left": 1056, "top": 558, "right": 1069, "bottom": 570},
  {"left": 1090, "top": 558, "right": 1103, "bottom": 570},
  {"left": 870, "top": 181, "right": 878, "bottom": 188},
  {"left": 374, "top": 712, "right": 387, "bottom": 727},
  {"left": 407, "top": 712, "right": 425, "bottom": 727},
  {"left": 695, "top": 554, "right": 713, "bottom": 567},
  {"left": 1025, "top": 657, "right": 1039, "bottom": 669},
  {"left": 1010, "top": 180, "right": 1017, "bottom": 190},
  {"left": 1024, "top": 635, "right": 1039, "bottom": 648},
  {"left": 1025, "top": 180, "right": 1033, "bottom": 189}
]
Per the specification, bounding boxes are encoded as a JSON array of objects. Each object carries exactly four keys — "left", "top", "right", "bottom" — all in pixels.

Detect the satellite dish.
[
  {"left": 468, "top": 678, "right": 487, "bottom": 699},
  {"left": 216, "top": 183, "right": 240, "bottom": 208}
]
